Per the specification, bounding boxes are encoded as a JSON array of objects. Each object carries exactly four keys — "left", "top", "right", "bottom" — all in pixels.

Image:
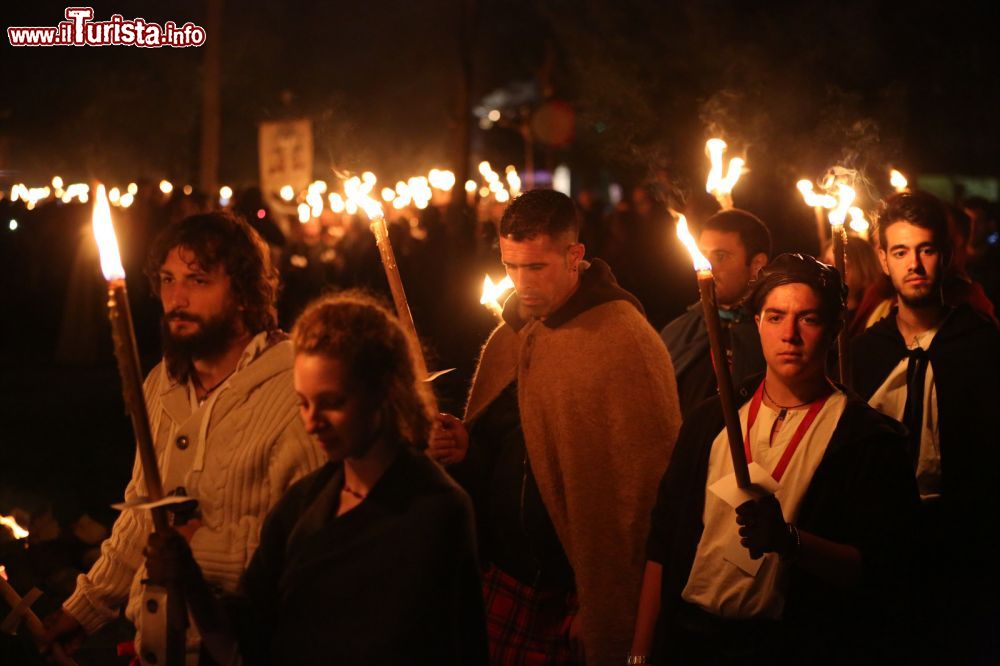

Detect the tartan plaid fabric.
[{"left": 482, "top": 564, "right": 581, "bottom": 665}]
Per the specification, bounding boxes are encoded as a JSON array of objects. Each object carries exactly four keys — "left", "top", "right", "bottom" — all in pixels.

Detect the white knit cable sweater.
[{"left": 63, "top": 335, "right": 324, "bottom": 643}]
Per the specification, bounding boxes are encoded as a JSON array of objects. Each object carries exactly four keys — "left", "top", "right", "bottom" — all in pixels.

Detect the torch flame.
[
  {"left": 705, "top": 139, "right": 744, "bottom": 206},
  {"left": 0, "top": 514, "right": 29, "bottom": 540},
  {"left": 675, "top": 215, "right": 712, "bottom": 274},
  {"left": 480, "top": 274, "right": 514, "bottom": 318},
  {"left": 796, "top": 179, "right": 837, "bottom": 209},
  {"left": 720, "top": 157, "right": 745, "bottom": 193},
  {"left": 828, "top": 183, "right": 856, "bottom": 228},
  {"left": 705, "top": 139, "right": 727, "bottom": 195},
  {"left": 355, "top": 194, "right": 386, "bottom": 222},
  {"left": 848, "top": 206, "right": 870, "bottom": 236},
  {"left": 92, "top": 184, "right": 126, "bottom": 281},
  {"left": 890, "top": 169, "right": 908, "bottom": 193}
]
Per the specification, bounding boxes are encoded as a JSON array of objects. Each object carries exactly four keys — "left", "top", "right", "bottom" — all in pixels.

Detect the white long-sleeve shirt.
[{"left": 63, "top": 333, "right": 323, "bottom": 654}]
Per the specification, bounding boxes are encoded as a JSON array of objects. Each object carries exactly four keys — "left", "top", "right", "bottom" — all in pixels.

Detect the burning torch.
[
  {"left": 676, "top": 215, "right": 750, "bottom": 488},
  {"left": 705, "top": 139, "right": 745, "bottom": 211},
  {"left": 827, "top": 183, "right": 854, "bottom": 387},
  {"left": 91, "top": 184, "right": 186, "bottom": 666}
]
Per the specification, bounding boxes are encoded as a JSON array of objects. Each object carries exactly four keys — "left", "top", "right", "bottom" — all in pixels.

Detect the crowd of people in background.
[{"left": 2, "top": 177, "right": 1000, "bottom": 665}]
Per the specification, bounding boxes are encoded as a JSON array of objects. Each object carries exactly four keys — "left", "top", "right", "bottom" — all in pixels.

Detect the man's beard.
[
  {"left": 897, "top": 279, "right": 942, "bottom": 309},
  {"left": 161, "top": 306, "right": 241, "bottom": 381}
]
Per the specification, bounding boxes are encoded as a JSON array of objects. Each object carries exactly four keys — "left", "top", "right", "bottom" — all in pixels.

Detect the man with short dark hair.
[
  {"left": 431, "top": 190, "right": 681, "bottom": 664},
  {"left": 43, "top": 213, "right": 324, "bottom": 661},
  {"left": 661, "top": 209, "right": 771, "bottom": 417},
  {"left": 852, "top": 191, "right": 1000, "bottom": 660},
  {"left": 632, "top": 253, "right": 919, "bottom": 664}
]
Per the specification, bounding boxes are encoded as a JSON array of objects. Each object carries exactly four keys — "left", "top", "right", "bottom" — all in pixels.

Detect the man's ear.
[
  {"left": 878, "top": 249, "right": 889, "bottom": 275},
  {"left": 569, "top": 242, "right": 585, "bottom": 269},
  {"left": 750, "top": 253, "right": 768, "bottom": 279}
]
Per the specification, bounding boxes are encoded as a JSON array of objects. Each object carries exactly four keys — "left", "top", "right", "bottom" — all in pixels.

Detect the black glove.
[
  {"left": 144, "top": 530, "right": 200, "bottom": 587},
  {"left": 735, "top": 495, "right": 795, "bottom": 560}
]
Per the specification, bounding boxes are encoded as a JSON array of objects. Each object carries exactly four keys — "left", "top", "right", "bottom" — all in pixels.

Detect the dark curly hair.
[
  {"left": 745, "top": 253, "right": 845, "bottom": 331},
  {"left": 876, "top": 190, "right": 953, "bottom": 268},
  {"left": 145, "top": 212, "right": 279, "bottom": 334},
  {"left": 500, "top": 189, "right": 580, "bottom": 241},
  {"left": 291, "top": 291, "right": 434, "bottom": 450}
]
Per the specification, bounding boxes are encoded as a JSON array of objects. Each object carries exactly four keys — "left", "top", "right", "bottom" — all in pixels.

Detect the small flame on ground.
[
  {"left": 675, "top": 215, "right": 712, "bottom": 274},
  {"left": 92, "top": 184, "right": 126, "bottom": 281}
]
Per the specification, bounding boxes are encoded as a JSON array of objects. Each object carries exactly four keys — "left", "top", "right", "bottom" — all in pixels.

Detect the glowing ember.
[
  {"left": 890, "top": 169, "right": 908, "bottom": 193},
  {"left": 480, "top": 274, "right": 515, "bottom": 318},
  {"left": 91, "top": 184, "right": 125, "bottom": 281},
  {"left": 675, "top": 214, "right": 712, "bottom": 274},
  {"left": 0, "top": 514, "right": 29, "bottom": 540}
]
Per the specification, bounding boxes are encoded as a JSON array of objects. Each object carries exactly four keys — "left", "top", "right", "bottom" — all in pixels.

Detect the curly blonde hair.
[{"left": 291, "top": 291, "right": 434, "bottom": 449}]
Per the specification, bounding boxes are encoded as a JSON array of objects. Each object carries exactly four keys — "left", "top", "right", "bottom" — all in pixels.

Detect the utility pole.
[
  {"left": 450, "top": 0, "right": 476, "bottom": 223},
  {"left": 199, "top": 0, "right": 223, "bottom": 194}
]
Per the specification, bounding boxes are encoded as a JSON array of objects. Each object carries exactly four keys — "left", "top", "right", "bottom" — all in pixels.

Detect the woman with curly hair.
[{"left": 147, "top": 292, "right": 487, "bottom": 665}]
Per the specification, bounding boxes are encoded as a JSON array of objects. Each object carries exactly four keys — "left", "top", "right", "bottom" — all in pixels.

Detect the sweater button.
[{"left": 176, "top": 435, "right": 189, "bottom": 450}]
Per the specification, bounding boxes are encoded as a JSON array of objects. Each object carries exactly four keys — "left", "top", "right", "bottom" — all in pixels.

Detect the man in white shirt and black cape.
[
  {"left": 852, "top": 190, "right": 1000, "bottom": 662},
  {"left": 630, "top": 253, "right": 920, "bottom": 665}
]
